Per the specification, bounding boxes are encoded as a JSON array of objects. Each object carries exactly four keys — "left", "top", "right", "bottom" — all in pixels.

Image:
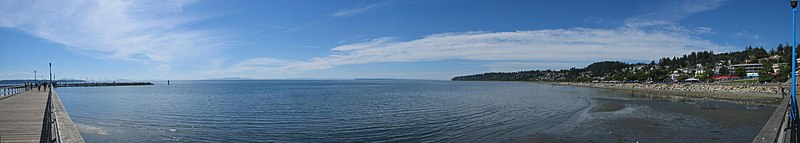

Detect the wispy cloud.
[
  {"left": 212, "top": 27, "right": 733, "bottom": 77},
  {"left": 209, "top": 0, "right": 733, "bottom": 78},
  {"left": 0, "top": 0, "right": 226, "bottom": 71},
  {"left": 484, "top": 61, "right": 588, "bottom": 72},
  {"left": 0, "top": 0, "right": 733, "bottom": 79},
  {"left": 696, "top": 27, "right": 713, "bottom": 34},
  {"left": 624, "top": 0, "right": 726, "bottom": 28},
  {"left": 732, "top": 31, "right": 762, "bottom": 40},
  {"left": 731, "top": 30, "right": 764, "bottom": 45},
  {"left": 332, "top": 1, "right": 389, "bottom": 17}
]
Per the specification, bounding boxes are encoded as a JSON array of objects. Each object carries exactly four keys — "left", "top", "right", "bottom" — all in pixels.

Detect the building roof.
[
  {"left": 730, "top": 63, "right": 762, "bottom": 66},
  {"left": 712, "top": 75, "right": 741, "bottom": 80}
]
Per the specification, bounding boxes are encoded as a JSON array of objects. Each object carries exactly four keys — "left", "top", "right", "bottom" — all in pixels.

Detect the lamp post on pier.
[
  {"left": 49, "top": 63, "right": 52, "bottom": 93},
  {"left": 791, "top": 0, "right": 798, "bottom": 117},
  {"left": 789, "top": 0, "right": 799, "bottom": 141}
]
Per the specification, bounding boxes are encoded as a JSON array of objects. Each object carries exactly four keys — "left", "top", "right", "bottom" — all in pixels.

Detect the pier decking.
[
  {"left": 0, "top": 87, "right": 83, "bottom": 143},
  {"left": 0, "top": 89, "right": 48, "bottom": 142}
]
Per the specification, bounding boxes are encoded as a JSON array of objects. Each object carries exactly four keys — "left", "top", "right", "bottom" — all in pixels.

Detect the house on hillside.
[
  {"left": 729, "top": 63, "right": 762, "bottom": 74},
  {"left": 773, "top": 63, "right": 787, "bottom": 73},
  {"left": 694, "top": 70, "right": 706, "bottom": 77},
  {"left": 670, "top": 71, "right": 681, "bottom": 82}
]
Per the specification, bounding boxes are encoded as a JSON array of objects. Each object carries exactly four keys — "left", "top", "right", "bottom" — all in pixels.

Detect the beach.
[
  {"left": 519, "top": 95, "right": 774, "bottom": 143},
  {"left": 511, "top": 82, "right": 783, "bottom": 142},
  {"left": 553, "top": 82, "right": 785, "bottom": 105}
]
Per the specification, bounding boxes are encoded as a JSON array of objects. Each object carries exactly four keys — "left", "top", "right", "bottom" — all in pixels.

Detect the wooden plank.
[{"left": 0, "top": 89, "right": 49, "bottom": 143}]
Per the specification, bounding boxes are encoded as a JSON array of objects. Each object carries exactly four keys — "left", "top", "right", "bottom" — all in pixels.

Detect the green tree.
[
  {"left": 759, "top": 70, "right": 774, "bottom": 83},
  {"left": 647, "top": 69, "right": 669, "bottom": 81},
  {"left": 677, "top": 74, "right": 689, "bottom": 82},
  {"left": 698, "top": 70, "right": 714, "bottom": 82},
  {"left": 719, "top": 66, "right": 730, "bottom": 75},
  {"left": 585, "top": 61, "right": 628, "bottom": 76},
  {"left": 777, "top": 65, "right": 791, "bottom": 82},
  {"left": 735, "top": 67, "right": 747, "bottom": 77},
  {"left": 759, "top": 63, "right": 774, "bottom": 83}
]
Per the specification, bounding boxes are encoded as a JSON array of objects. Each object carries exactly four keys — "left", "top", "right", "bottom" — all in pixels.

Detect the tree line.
[{"left": 452, "top": 44, "right": 796, "bottom": 83}]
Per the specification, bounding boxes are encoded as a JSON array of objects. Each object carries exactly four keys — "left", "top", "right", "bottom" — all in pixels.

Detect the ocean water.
[{"left": 57, "top": 80, "right": 773, "bottom": 142}]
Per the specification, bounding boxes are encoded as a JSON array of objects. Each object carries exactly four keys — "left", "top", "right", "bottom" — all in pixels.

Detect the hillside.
[{"left": 453, "top": 45, "right": 794, "bottom": 83}]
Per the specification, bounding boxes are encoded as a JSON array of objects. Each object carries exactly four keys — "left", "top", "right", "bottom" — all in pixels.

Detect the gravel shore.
[{"left": 553, "top": 82, "right": 785, "bottom": 105}]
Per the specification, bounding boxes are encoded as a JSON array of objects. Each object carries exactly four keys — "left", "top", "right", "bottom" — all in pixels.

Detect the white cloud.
[
  {"left": 213, "top": 27, "right": 733, "bottom": 77},
  {"left": 312, "top": 28, "right": 731, "bottom": 67},
  {"left": 696, "top": 27, "right": 713, "bottom": 34},
  {"left": 0, "top": 0, "right": 734, "bottom": 79},
  {"left": 624, "top": 0, "right": 726, "bottom": 28},
  {"left": 210, "top": 0, "right": 735, "bottom": 78},
  {"left": 0, "top": 0, "right": 226, "bottom": 70},
  {"left": 484, "top": 62, "right": 585, "bottom": 72},
  {"left": 332, "top": 1, "right": 388, "bottom": 17},
  {"left": 732, "top": 31, "right": 762, "bottom": 40}
]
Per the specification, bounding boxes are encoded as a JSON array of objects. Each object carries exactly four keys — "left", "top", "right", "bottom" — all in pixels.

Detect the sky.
[{"left": 0, "top": 0, "right": 794, "bottom": 80}]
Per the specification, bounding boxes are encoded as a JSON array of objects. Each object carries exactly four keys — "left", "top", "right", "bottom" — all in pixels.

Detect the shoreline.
[
  {"left": 515, "top": 90, "right": 775, "bottom": 143},
  {"left": 550, "top": 82, "right": 784, "bottom": 106}
]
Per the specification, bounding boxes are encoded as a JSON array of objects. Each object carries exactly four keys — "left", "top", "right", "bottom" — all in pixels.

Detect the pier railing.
[
  {"left": 0, "top": 86, "right": 26, "bottom": 98},
  {"left": 754, "top": 88, "right": 799, "bottom": 143},
  {"left": 43, "top": 84, "right": 60, "bottom": 143}
]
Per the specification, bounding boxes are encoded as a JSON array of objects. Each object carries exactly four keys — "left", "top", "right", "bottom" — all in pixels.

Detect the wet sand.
[{"left": 516, "top": 92, "right": 774, "bottom": 143}]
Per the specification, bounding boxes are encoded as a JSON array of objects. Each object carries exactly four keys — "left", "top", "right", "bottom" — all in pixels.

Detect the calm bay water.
[{"left": 57, "top": 80, "right": 773, "bottom": 142}]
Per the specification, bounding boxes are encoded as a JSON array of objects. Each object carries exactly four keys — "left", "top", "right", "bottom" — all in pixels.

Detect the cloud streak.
[
  {"left": 0, "top": 0, "right": 226, "bottom": 71},
  {"left": 210, "top": 0, "right": 734, "bottom": 78},
  {"left": 332, "top": 1, "right": 389, "bottom": 17},
  {"left": 624, "top": 0, "right": 726, "bottom": 27},
  {"left": 211, "top": 27, "right": 733, "bottom": 77},
  {"left": 0, "top": 0, "right": 734, "bottom": 79}
]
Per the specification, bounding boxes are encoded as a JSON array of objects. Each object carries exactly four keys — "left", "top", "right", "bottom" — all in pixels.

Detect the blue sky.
[{"left": 0, "top": 0, "right": 793, "bottom": 80}]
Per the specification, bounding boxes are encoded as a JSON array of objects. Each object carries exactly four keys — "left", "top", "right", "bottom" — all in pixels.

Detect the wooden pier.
[
  {"left": 754, "top": 84, "right": 800, "bottom": 143},
  {"left": 0, "top": 86, "right": 83, "bottom": 143}
]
